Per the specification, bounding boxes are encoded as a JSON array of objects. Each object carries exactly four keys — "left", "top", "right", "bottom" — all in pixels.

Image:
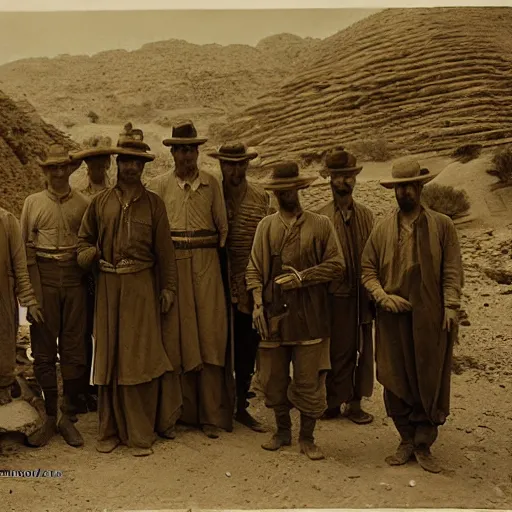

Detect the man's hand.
[
  {"left": 252, "top": 303, "right": 269, "bottom": 340},
  {"left": 26, "top": 305, "right": 44, "bottom": 324},
  {"left": 160, "top": 290, "right": 175, "bottom": 314},
  {"left": 274, "top": 273, "right": 302, "bottom": 291},
  {"left": 443, "top": 307, "right": 458, "bottom": 332},
  {"left": 378, "top": 294, "right": 412, "bottom": 314}
]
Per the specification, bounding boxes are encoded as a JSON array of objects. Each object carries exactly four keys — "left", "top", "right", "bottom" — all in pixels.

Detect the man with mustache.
[
  {"left": 246, "top": 161, "right": 345, "bottom": 460},
  {"left": 77, "top": 124, "right": 179, "bottom": 456},
  {"left": 208, "top": 142, "right": 270, "bottom": 432},
  {"left": 317, "top": 149, "right": 375, "bottom": 424},
  {"left": 361, "top": 157, "right": 463, "bottom": 473},
  {"left": 20, "top": 144, "right": 89, "bottom": 448},
  {"left": 147, "top": 120, "right": 233, "bottom": 439}
]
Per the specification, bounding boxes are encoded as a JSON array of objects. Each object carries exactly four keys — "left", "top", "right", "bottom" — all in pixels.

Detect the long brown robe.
[
  {"left": 0, "top": 208, "right": 39, "bottom": 388},
  {"left": 77, "top": 185, "right": 180, "bottom": 448},
  {"left": 147, "top": 169, "right": 234, "bottom": 431},
  {"left": 317, "top": 198, "right": 375, "bottom": 408},
  {"left": 361, "top": 206, "right": 463, "bottom": 428}
]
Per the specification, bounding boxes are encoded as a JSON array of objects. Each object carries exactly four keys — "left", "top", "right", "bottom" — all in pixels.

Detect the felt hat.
[
  {"left": 325, "top": 149, "right": 362, "bottom": 175},
  {"left": 208, "top": 142, "right": 258, "bottom": 162},
  {"left": 162, "top": 120, "right": 207, "bottom": 146},
  {"left": 261, "top": 161, "right": 316, "bottom": 191},
  {"left": 71, "top": 135, "right": 116, "bottom": 160},
  {"left": 380, "top": 157, "right": 438, "bottom": 189},
  {"left": 114, "top": 123, "right": 155, "bottom": 161},
  {"left": 37, "top": 144, "right": 75, "bottom": 167}
]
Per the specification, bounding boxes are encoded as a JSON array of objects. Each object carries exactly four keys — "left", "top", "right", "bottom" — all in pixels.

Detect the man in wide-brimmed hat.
[
  {"left": 20, "top": 143, "right": 89, "bottom": 448},
  {"left": 317, "top": 149, "right": 375, "bottom": 425},
  {"left": 77, "top": 123, "right": 181, "bottom": 456},
  {"left": 209, "top": 142, "right": 271, "bottom": 433},
  {"left": 246, "top": 161, "right": 345, "bottom": 460},
  {"left": 147, "top": 120, "right": 233, "bottom": 439},
  {"left": 361, "top": 157, "right": 463, "bottom": 473}
]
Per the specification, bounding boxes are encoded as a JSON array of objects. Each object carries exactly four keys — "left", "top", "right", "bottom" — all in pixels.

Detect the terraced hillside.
[
  {"left": 0, "top": 35, "right": 318, "bottom": 129},
  {"left": 0, "top": 91, "right": 79, "bottom": 216},
  {"left": 214, "top": 7, "right": 512, "bottom": 168}
]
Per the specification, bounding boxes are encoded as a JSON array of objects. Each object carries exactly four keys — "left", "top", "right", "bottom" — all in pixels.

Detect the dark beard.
[
  {"left": 331, "top": 183, "right": 352, "bottom": 197},
  {"left": 397, "top": 197, "right": 417, "bottom": 212},
  {"left": 278, "top": 199, "right": 299, "bottom": 212}
]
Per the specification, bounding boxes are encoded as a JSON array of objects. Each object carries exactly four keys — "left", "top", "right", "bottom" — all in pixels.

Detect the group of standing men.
[{"left": 0, "top": 119, "right": 463, "bottom": 473}]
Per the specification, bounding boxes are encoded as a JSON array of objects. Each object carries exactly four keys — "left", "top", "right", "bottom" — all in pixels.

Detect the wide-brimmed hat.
[
  {"left": 380, "top": 157, "right": 438, "bottom": 189},
  {"left": 114, "top": 123, "right": 155, "bottom": 161},
  {"left": 71, "top": 135, "right": 116, "bottom": 160},
  {"left": 162, "top": 120, "right": 207, "bottom": 147},
  {"left": 37, "top": 144, "right": 76, "bottom": 167},
  {"left": 262, "top": 161, "right": 317, "bottom": 191},
  {"left": 208, "top": 142, "right": 258, "bottom": 162},
  {"left": 325, "top": 149, "right": 362, "bottom": 175}
]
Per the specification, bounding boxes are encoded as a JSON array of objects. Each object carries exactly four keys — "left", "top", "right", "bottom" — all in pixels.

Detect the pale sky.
[{"left": 0, "top": 9, "right": 380, "bottom": 65}]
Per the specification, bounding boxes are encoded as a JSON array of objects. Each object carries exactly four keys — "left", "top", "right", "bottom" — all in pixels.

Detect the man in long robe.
[
  {"left": 0, "top": 207, "right": 44, "bottom": 405},
  {"left": 21, "top": 144, "right": 89, "bottom": 448},
  {"left": 209, "top": 142, "right": 270, "bottom": 432},
  {"left": 246, "top": 161, "right": 345, "bottom": 460},
  {"left": 317, "top": 150, "right": 375, "bottom": 424},
  {"left": 77, "top": 123, "right": 181, "bottom": 456},
  {"left": 361, "top": 157, "right": 463, "bottom": 473},
  {"left": 147, "top": 120, "right": 233, "bottom": 439}
]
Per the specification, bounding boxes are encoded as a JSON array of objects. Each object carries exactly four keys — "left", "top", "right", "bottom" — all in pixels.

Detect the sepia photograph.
[{"left": 0, "top": 2, "right": 511, "bottom": 511}]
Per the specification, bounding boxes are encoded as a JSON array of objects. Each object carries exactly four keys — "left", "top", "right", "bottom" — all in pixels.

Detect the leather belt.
[
  {"left": 98, "top": 259, "right": 154, "bottom": 275},
  {"left": 171, "top": 229, "right": 219, "bottom": 250}
]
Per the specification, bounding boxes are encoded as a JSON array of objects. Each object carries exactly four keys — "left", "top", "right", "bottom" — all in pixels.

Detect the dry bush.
[
  {"left": 451, "top": 143, "right": 482, "bottom": 163},
  {"left": 349, "top": 133, "right": 392, "bottom": 162},
  {"left": 87, "top": 111, "right": 99, "bottom": 124},
  {"left": 63, "top": 119, "right": 75, "bottom": 129},
  {"left": 422, "top": 183, "right": 470, "bottom": 218},
  {"left": 487, "top": 145, "right": 512, "bottom": 184}
]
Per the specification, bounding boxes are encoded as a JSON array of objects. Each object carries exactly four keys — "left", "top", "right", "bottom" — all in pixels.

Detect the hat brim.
[
  {"left": 262, "top": 176, "right": 317, "bottom": 191},
  {"left": 115, "top": 148, "right": 155, "bottom": 161},
  {"left": 71, "top": 148, "right": 116, "bottom": 160},
  {"left": 328, "top": 166, "right": 362, "bottom": 175},
  {"left": 37, "top": 157, "right": 74, "bottom": 167},
  {"left": 208, "top": 152, "right": 258, "bottom": 162},
  {"left": 163, "top": 138, "right": 207, "bottom": 147},
  {"left": 380, "top": 172, "right": 438, "bottom": 189}
]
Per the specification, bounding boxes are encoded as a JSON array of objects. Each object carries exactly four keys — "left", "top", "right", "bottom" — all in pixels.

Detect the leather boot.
[
  {"left": 59, "top": 384, "right": 85, "bottom": 447},
  {"left": 262, "top": 408, "right": 292, "bottom": 451},
  {"left": 26, "top": 415, "right": 57, "bottom": 447},
  {"left": 235, "top": 396, "right": 266, "bottom": 433},
  {"left": 299, "top": 413, "right": 324, "bottom": 460},
  {"left": 386, "top": 424, "right": 415, "bottom": 466}
]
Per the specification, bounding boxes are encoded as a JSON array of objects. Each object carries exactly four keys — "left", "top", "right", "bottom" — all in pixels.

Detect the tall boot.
[
  {"left": 299, "top": 413, "right": 324, "bottom": 460},
  {"left": 261, "top": 407, "right": 292, "bottom": 451},
  {"left": 235, "top": 393, "right": 266, "bottom": 433},
  {"left": 26, "top": 388, "right": 58, "bottom": 447},
  {"left": 386, "top": 422, "right": 415, "bottom": 466},
  {"left": 59, "top": 379, "right": 84, "bottom": 447}
]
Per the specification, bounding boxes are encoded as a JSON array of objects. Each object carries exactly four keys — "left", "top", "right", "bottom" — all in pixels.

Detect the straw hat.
[
  {"left": 114, "top": 123, "right": 155, "bottom": 161},
  {"left": 261, "top": 161, "right": 316, "bottom": 191},
  {"left": 71, "top": 135, "right": 115, "bottom": 160},
  {"left": 37, "top": 144, "right": 76, "bottom": 167},
  {"left": 162, "top": 120, "right": 207, "bottom": 146},
  {"left": 208, "top": 142, "right": 258, "bottom": 162},
  {"left": 380, "top": 157, "right": 438, "bottom": 189}
]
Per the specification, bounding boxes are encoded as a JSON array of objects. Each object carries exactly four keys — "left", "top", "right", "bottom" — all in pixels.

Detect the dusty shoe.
[
  {"left": 385, "top": 442, "right": 414, "bottom": 466},
  {"left": 414, "top": 447, "right": 442, "bottom": 473},
  {"left": 261, "top": 432, "right": 292, "bottom": 451},
  {"left": 130, "top": 446, "right": 153, "bottom": 457},
  {"left": 58, "top": 416, "right": 84, "bottom": 447},
  {"left": 0, "top": 386, "right": 13, "bottom": 405},
  {"left": 159, "top": 425, "right": 177, "bottom": 440},
  {"left": 96, "top": 437, "right": 120, "bottom": 453},
  {"left": 343, "top": 401, "right": 374, "bottom": 424},
  {"left": 202, "top": 424, "right": 220, "bottom": 439},
  {"left": 235, "top": 409, "right": 266, "bottom": 433},
  {"left": 321, "top": 407, "right": 341, "bottom": 420},
  {"left": 299, "top": 414, "right": 324, "bottom": 460},
  {"left": 26, "top": 416, "right": 57, "bottom": 447},
  {"left": 299, "top": 439, "right": 325, "bottom": 460}
]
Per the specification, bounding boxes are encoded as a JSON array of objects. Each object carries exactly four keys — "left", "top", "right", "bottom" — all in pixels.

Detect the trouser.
[
  {"left": 233, "top": 306, "right": 260, "bottom": 410},
  {"left": 384, "top": 388, "right": 439, "bottom": 448},
  {"left": 30, "top": 260, "right": 88, "bottom": 416},
  {"left": 84, "top": 273, "right": 97, "bottom": 395},
  {"left": 258, "top": 343, "right": 327, "bottom": 419}
]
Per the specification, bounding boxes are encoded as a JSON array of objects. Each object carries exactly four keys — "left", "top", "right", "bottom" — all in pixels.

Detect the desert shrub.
[
  {"left": 63, "top": 119, "right": 76, "bottom": 129},
  {"left": 349, "top": 133, "right": 392, "bottom": 162},
  {"left": 451, "top": 143, "right": 482, "bottom": 163},
  {"left": 87, "top": 110, "right": 99, "bottom": 124},
  {"left": 487, "top": 145, "right": 512, "bottom": 184},
  {"left": 155, "top": 116, "right": 174, "bottom": 128},
  {"left": 422, "top": 183, "right": 470, "bottom": 218}
]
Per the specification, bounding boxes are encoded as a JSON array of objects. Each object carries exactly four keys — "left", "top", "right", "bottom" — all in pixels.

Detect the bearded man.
[
  {"left": 147, "top": 120, "right": 233, "bottom": 439},
  {"left": 209, "top": 142, "right": 270, "bottom": 432},
  {"left": 20, "top": 144, "right": 89, "bottom": 448},
  {"left": 77, "top": 124, "right": 180, "bottom": 456},
  {"left": 317, "top": 149, "right": 375, "bottom": 424},
  {"left": 246, "top": 161, "right": 345, "bottom": 460},
  {"left": 361, "top": 157, "right": 463, "bottom": 473}
]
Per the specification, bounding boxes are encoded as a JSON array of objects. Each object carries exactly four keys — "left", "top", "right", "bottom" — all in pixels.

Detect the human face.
[
  {"left": 274, "top": 188, "right": 300, "bottom": 212},
  {"left": 171, "top": 144, "right": 199, "bottom": 174},
  {"left": 43, "top": 164, "right": 73, "bottom": 190},
  {"left": 395, "top": 182, "right": 422, "bottom": 213},
  {"left": 117, "top": 156, "right": 145, "bottom": 184},
  {"left": 330, "top": 171, "right": 357, "bottom": 197},
  {"left": 220, "top": 160, "right": 248, "bottom": 187},
  {"left": 86, "top": 155, "right": 111, "bottom": 184}
]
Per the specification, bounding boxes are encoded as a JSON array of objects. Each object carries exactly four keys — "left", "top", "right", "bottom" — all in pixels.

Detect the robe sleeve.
[
  {"left": 153, "top": 199, "right": 178, "bottom": 294},
  {"left": 441, "top": 218, "right": 463, "bottom": 309},
  {"left": 77, "top": 199, "right": 100, "bottom": 270},
  {"left": 7, "top": 213, "right": 38, "bottom": 308},
  {"left": 211, "top": 176, "right": 229, "bottom": 248},
  {"left": 361, "top": 228, "right": 388, "bottom": 303},
  {"left": 246, "top": 219, "right": 266, "bottom": 302},
  {"left": 298, "top": 216, "right": 346, "bottom": 286}
]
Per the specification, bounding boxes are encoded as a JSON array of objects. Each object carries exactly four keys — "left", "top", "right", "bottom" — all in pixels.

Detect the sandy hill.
[
  {"left": 0, "top": 35, "right": 318, "bottom": 130},
  {"left": 214, "top": 7, "right": 512, "bottom": 168},
  {"left": 0, "top": 91, "right": 79, "bottom": 216}
]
